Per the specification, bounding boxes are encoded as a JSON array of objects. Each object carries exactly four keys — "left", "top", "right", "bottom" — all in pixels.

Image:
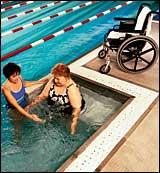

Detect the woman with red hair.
[{"left": 25, "top": 63, "right": 85, "bottom": 134}]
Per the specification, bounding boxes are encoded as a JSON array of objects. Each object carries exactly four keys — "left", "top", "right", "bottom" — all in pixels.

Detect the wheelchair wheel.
[
  {"left": 99, "top": 64, "right": 111, "bottom": 74},
  {"left": 98, "top": 48, "right": 108, "bottom": 59},
  {"left": 117, "top": 35, "right": 158, "bottom": 73}
]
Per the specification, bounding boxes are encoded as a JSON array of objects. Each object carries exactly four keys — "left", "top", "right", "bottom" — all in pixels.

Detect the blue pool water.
[
  {"left": 1, "top": 1, "right": 158, "bottom": 172},
  {"left": 1, "top": 1, "right": 158, "bottom": 82}
]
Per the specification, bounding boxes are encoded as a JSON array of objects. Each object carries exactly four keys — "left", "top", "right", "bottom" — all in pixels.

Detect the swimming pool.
[
  {"left": 1, "top": 1, "right": 158, "bottom": 81},
  {"left": 1, "top": 1, "right": 159, "bottom": 172}
]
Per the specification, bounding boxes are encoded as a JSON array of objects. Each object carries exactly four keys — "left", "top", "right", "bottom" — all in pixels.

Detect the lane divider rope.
[
  {"left": 1, "top": 1, "right": 35, "bottom": 12},
  {"left": 1, "top": 1, "right": 133, "bottom": 62},
  {"left": 2, "top": 1, "right": 98, "bottom": 37},
  {"left": 1, "top": 1, "right": 66, "bottom": 22},
  {"left": 1, "top": 1, "right": 12, "bottom": 5}
]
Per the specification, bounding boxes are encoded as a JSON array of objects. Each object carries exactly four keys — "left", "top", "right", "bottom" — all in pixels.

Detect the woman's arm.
[
  {"left": 2, "top": 86, "right": 44, "bottom": 123},
  {"left": 24, "top": 94, "right": 46, "bottom": 111},
  {"left": 24, "top": 77, "right": 49, "bottom": 87},
  {"left": 70, "top": 108, "right": 81, "bottom": 135},
  {"left": 24, "top": 77, "right": 53, "bottom": 111},
  {"left": 67, "top": 85, "right": 82, "bottom": 134},
  {"left": 23, "top": 75, "right": 51, "bottom": 88}
]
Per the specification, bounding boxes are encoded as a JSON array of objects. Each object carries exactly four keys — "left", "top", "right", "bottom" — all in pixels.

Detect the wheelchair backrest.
[{"left": 135, "top": 6, "right": 151, "bottom": 31}]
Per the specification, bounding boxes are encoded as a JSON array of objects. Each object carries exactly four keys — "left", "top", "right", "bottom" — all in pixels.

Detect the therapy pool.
[{"left": 1, "top": 74, "right": 130, "bottom": 172}]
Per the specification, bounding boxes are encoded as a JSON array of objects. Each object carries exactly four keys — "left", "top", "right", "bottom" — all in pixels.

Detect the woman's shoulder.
[
  {"left": 67, "top": 80, "right": 80, "bottom": 93},
  {"left": 67, "top": 79, "right": 76, "bottom": 87},
  {"left": 1, "top": 81, "right": 10, "bottom": 91},
  {"left": 42, "top": 76, "right": 54, "bottom": 90},
  {"left": 47, "top": 76, "right": 54, "bottom": 85}
]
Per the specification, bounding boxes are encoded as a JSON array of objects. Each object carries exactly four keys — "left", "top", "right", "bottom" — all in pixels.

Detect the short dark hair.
[{"left": 3, "top": 62, "right": 21, "bottom": 78}]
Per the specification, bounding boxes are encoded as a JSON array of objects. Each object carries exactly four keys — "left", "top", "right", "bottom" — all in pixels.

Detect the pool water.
[
  {"left": 1, "top": 1, "right": 158, "bottom": 172},
  {"left": 1, "top": 76, "right": 128, "bottom": 172},
  {"left": 1, "top": 1, "right": 158, "bottom": 82}
]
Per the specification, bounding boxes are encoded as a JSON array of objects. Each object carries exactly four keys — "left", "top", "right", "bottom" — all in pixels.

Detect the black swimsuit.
[{"left": 47, "top": 82, "right": 85, "bottom": 114}]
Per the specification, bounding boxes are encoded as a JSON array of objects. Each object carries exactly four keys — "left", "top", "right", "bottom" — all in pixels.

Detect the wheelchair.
[{"left": 98, "top": 3, "right": 159, "bottom": 74}]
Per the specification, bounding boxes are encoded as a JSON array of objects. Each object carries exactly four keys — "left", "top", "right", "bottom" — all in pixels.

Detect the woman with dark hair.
[
  {"left": 2, "top": 62, "right": 48, "bottom": 123},
  {"left": 25, "top": 63, "right": 86, "bottom": 134}
]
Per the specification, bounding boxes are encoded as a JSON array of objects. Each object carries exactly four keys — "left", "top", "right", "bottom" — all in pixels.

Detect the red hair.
[{"left": 51, "top": 63, "right": 70, "bottom": 78}]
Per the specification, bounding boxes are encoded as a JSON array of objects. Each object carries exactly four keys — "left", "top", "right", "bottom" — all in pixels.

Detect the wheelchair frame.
[{"left": 98, "top": 3, "right": 159, "bottom": 74}]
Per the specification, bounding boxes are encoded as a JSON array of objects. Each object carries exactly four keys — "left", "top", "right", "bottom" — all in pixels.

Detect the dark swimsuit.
[{"left": 47, "top": 82, "right": 85, "bottom": 114}]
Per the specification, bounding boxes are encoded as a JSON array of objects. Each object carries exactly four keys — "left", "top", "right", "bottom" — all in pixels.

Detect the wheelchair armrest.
[
  {"left": 115, "top": 20, "right": 135, "bottom": 31},
  {"left": 151, "top": 11, "right": 159, "bottom": 15},
  {"left": 113, "top": 28, "right": 144, "bottom": 34},
  {"left": 128, "top": 30, "right": 145, "bottom": 33},
  {"left": 114, "top": 17, "right": 136, "bottom": 21},
  {"left": 114, "top": 17, "right": 136, "bottom": 31}
]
